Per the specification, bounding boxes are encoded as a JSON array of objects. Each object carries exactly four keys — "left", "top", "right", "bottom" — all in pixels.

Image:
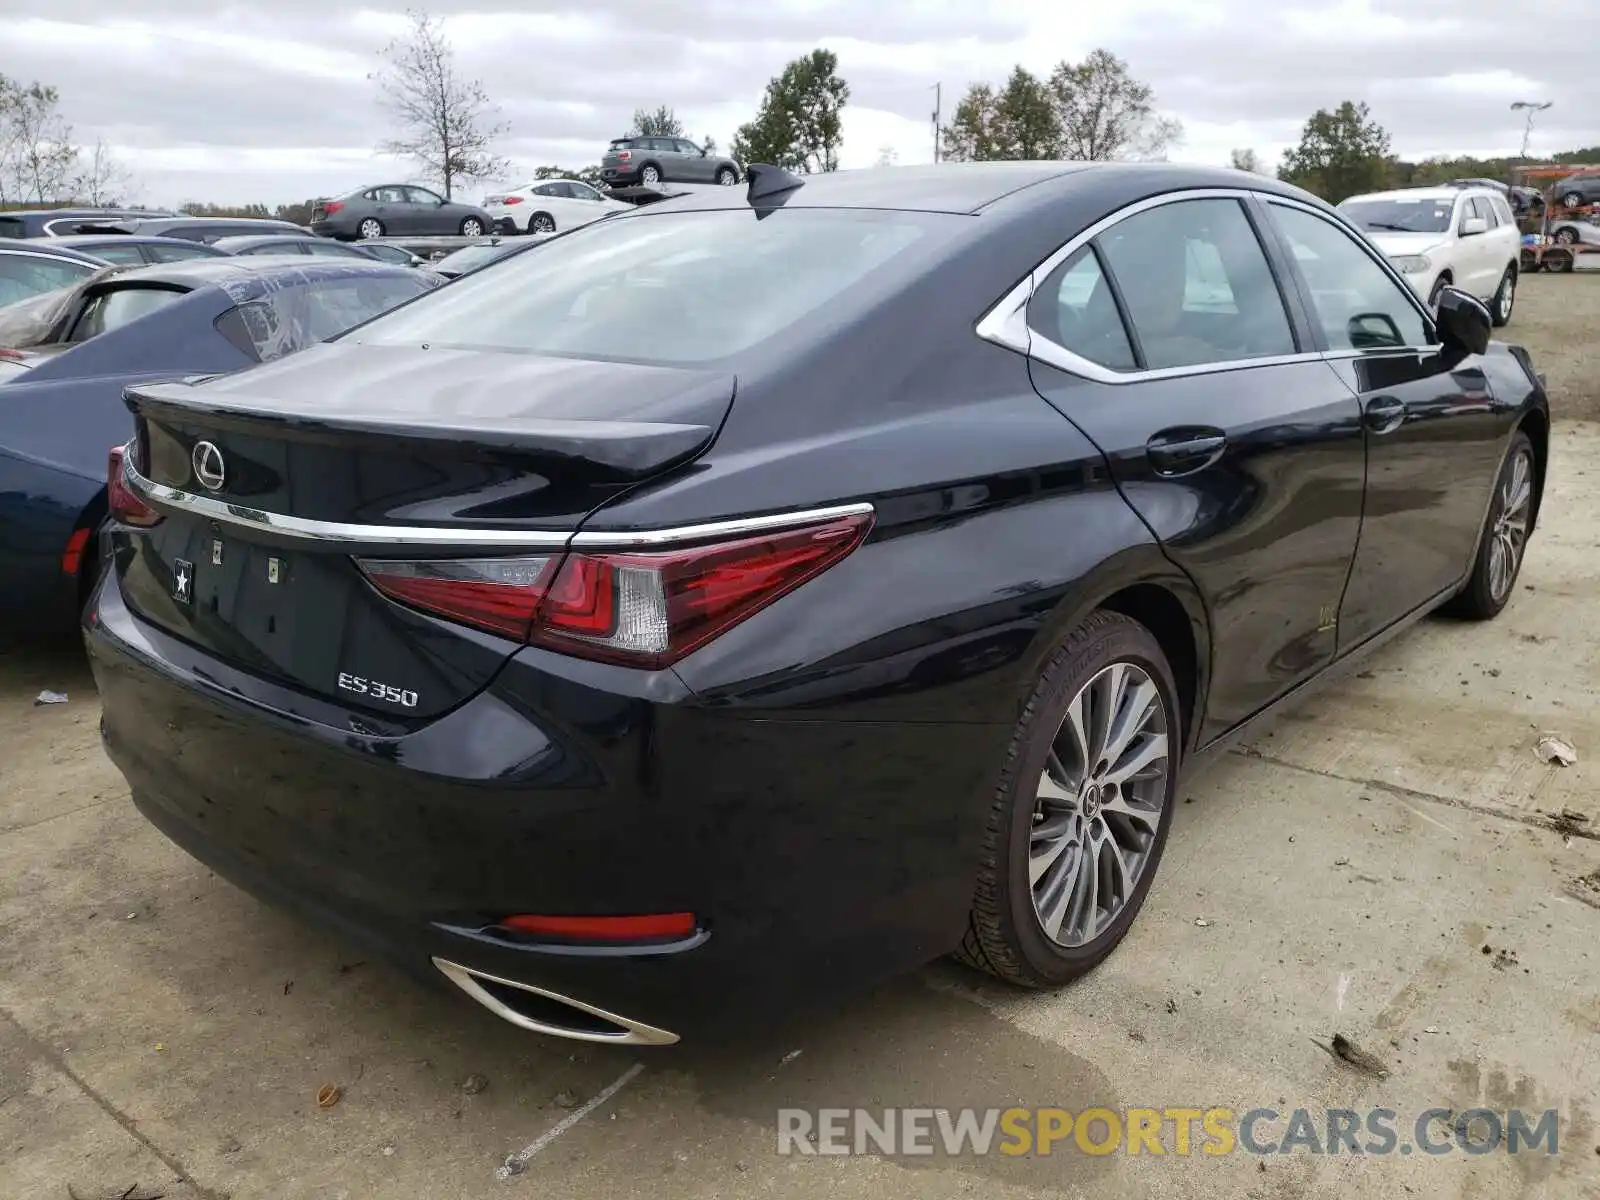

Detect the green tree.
[
  {"left": 943, "top": 67, "right": 1058, "bottom": 161},
  {"left": 1049, "top": 49, "right": 1182, "bottom": 161},
  {"left": 731, "top": 49, "right": 848, "bottom": 173},
  {"left": 1279, "top": 101, "right": 1392, "bottom": 202},
  {"left": 630, "top": 105, "right": 684, "bottom": 139},
  {"left": 371, "top": 9, "right": 509, "bottom": 199}
]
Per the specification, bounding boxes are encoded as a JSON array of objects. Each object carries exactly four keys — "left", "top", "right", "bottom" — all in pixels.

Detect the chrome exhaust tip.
[{"left": 432, "top": 957, "right": 679, "bottom": 1046}]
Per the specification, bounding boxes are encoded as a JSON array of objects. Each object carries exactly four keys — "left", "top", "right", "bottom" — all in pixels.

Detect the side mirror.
[
  {"left": 1347, "top": 311, "right": 1403, "bottom": 349},
  {"left": 1460, "top": 216, "right": 1488, "bottom": 236},
  {"left": 1435, "top": 286, "right": 1492, "bottom": 357}
]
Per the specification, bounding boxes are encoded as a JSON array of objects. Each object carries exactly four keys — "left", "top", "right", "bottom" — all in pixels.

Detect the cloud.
[{"left": 0, "top": 0, "right": 1593, "bottom": 206}]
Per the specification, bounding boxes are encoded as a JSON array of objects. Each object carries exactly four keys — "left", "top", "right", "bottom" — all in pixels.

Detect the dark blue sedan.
[{"left": 0, "top": 256, "right": 442, "bottom": 633}]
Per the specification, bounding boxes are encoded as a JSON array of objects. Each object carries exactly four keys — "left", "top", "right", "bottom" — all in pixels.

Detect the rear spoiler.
[{"left": 124, "top": 378, "right": 720, "bottom": 477}]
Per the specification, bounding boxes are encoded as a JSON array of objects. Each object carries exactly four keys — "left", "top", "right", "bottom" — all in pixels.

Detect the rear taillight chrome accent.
[
  {"left": 107, "top": 445, "right": 162, "bottom": 527},
  {"left": 356, "top": 510, "right": 873, "bottom": 668}
]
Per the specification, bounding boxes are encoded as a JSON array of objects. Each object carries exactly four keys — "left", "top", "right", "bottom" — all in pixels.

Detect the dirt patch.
[{"left": 1511, "top": 273, "right": 1600, "bottom": 422}]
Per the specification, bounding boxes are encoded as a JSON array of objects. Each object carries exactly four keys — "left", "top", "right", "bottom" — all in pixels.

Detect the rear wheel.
[
  {"left": 357, "top": 218, "right": 385, "bottom": 240},
  {"left": 530, "top": 212, "right": 556, "bottom": 233},
  {"left": 1443, "top": 432, "right": 1534, "bottom": 620},
  {"left": 1553, "top": 226, "right": 1580, "bottom": 246},
  {"left": 459, "top": 217, "right": 485, "bottom": 237},
  {"left": 1490, "top": 267, "right": 1516, "bottom": 327},
  {"left": 956, "top": 611, "right": 1179, "bottom": 987},
  {"left": 640, "top": 164, "right": 662, "bottom": 185}
]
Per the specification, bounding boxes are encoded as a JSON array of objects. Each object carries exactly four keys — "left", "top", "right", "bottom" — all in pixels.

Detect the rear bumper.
[{"left": 85, "top": 568, "right": 1001, "bottom": 1042}]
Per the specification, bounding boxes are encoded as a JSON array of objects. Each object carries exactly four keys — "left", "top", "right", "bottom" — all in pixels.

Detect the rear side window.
[
  {"left": 1027, "top": 246, "right": 1137, "bottom": 371},
  {"left": 229, "top": 273, "right": 440, "bottom": 362},
  {"left": 353, "top": 208, "right": 942, "bottom": 365},
  {"left": 1094, "top": 198, "right": 1296, "bottom": 370},
  {"left": 80, "top": 242, "right": 148, "bottom": 266},
  {"left": 0, "top": 253, "right": 95, "bottom": 306},
  {"left": 147, "top": 241, "right": 223, "bottom": 262},
  {"left": 0, "top": 217, "right": 26, "bottom": 239}
]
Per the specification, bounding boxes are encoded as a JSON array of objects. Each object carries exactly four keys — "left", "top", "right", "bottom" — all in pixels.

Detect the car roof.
[
  {"left": 87, "top": 215, "right": 305, "bottom": 234},
  {"left": 209, "top": 234, "right": 320, "bottom": 249},
  {"left": 72, "top": 254, "right": 413, "bottom": 294},
  {"left": 0, "top": 241, "right": 107, "bottom": 265},
  {"left": 634, "top": 161, "right": 1326, "bottom": 217},
  {"left": 1342, "top": 186, "right": 1481, "bottom": 203},
  {"left": 35, "top": 234, "right": 222, "bottom": 250}
]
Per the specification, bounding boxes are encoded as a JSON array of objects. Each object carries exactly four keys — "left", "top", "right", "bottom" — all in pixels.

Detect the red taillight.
[
  {"left": 356, "top": 511, "right": 872, "bottom": 668},
  {"left": 0, "top": 347, "right": 25, "bottom": 361},
  {"left": 106, "top": 445, "right": 162, "bottom": 527},
  {"left": 322, "top": 201, "right": 344, "bottom": 216},
  {"left": 616, "top": 150, "right": 632, "bottom": 161},
  {"left": 499, "top": 912, "right": 696, "bottom": 941},
  {"left": 502, "top": 195, "right": 523, "bottom": 205}
]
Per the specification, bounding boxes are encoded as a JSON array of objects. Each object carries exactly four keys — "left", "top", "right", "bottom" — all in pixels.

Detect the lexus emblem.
[{"left": 192, "top": 441, "right": 226, "bottom": 491}]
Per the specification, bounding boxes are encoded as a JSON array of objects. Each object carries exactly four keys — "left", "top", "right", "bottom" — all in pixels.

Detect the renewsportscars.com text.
[{"left": 776, "top": 1106, "right": 1560, "bottom": 1158}]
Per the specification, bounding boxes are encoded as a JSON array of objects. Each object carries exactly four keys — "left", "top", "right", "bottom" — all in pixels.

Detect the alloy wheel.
[
  {"left": 1488, "top": 449, "right": 1533, "bottom": 603},
  {"left": 462, "top": 218, "right": 483, "bottom": 236},
  {"left": 1498, "top": 273, "right": 1515, "bottom": 322},
  {"left": 359, "top": 219, "right": 383, "bottom": 240},
  {"left": 533, "top": 215, "right": 555, "bottom": 233},
  {"left": 642, "top": 166, "right": 661, "bottom": 184},
  {"left": 1029, "top": 662, "right": 1170, "bottom": 948}
]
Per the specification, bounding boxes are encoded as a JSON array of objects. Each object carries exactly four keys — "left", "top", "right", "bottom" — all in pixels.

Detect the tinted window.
[
  {"left": 1269, "top": 204, "right": 1429, "bottom": 351},
  {"left": 0, "top": 253, "right": 95, "bottom": 306},
  {"left": 1027, "top": 245, "right": 1136, "bottom": 370},
  {"left": 303, "top": 240, "right": 370, "bottom": 258},
  {"left": 1492, "top": 196, "right": 1516, "bottom": 225},
  {"left": 1339, "top": 198, "right": 1455, "bottom": 234},
  {"left": 147, "top": 241, "right": 223, "bottom": 262},
  {"left": 373, "top": 186, "right": 408, "bottom": 204},
  {"left": 676, "top": 140, "right": 701, "bottom": 155},
  {"left": 78, "top": 242, "right": 148, "bottom": 266},
  {"left": 1095, "top": 198, "right": 1295, "bottom": 370},
  {"left": 407, "top": 187, "right": 443, "bottom": 206},
  {"left": 433, "top": 243, "right": 524, "bottom": 275},
  {"left": 0, "top": 217, "right": 25, "bottom": 239},
  {"left": 234, "top": 274, "right": 440, "bottom": 362},
  {"left": 569, "top": 182, "right": 602, "bottom": 202},
  {"left": 531, "top": 183, "right": 559, "bottom": 197},
  {"left": 70, "top": 285, "right": 186, "bottom": 342},
  {"left": 353, "top": 209, "right": 942, "bottom": 365}
]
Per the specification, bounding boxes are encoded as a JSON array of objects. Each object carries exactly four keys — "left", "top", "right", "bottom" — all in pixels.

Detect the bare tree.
[
  {"left": 371, "top": 10, "right": 509, "bottom": 199},
  {"left": 0, "top": 76, "right": 79, "bottom": 203},
  {"left": 73, "top": 137, "right": 134, "bottom": 204},
  {"left": 1048, "top": 50, "right": 1182, "bottom": 162}
]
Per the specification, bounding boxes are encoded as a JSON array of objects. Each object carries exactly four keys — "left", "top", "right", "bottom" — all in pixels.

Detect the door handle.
[
  {"left": 1146, "top": 428, "right": 1227, "bottom": 476},
  {"left": 1364, "top": 395, "right": 1407, "bottom": 434}
]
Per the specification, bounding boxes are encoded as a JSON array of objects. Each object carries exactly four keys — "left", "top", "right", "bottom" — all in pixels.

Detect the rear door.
[
  {"left": 1260, "top": 198, "right": 1511, "bottom": 649},
  {"left": 1018, "top": 192, "right": 1367, "bottom": 742}
]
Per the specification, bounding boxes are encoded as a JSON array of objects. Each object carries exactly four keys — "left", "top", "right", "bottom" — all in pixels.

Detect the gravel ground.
[{"left": 1512, "top": 272, "right": 1600, "bottom": 421}]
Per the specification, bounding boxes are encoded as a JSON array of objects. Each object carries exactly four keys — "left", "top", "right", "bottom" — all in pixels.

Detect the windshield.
[
  {"left": 434, "top": 243, "right": 522, "bottom": 275},
  {"left": 1339, "top": 198, "right": 1455, "bottom": 234},
  {"left": 353, "top": 208, "right": 944, "bottom": 366}
]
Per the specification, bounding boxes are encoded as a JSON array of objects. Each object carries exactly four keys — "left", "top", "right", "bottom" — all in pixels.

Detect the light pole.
[
  {"left": 931, "top": 82, "right": 942, "bottom": 164},
  {"left": 1510, "top": 101, "right": 1552, "bottom": 159}
]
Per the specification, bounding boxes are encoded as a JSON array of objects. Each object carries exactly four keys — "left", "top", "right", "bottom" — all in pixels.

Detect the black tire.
[
  {"left": 1562, "top": 191, "right": 1585, "bottom": 210},
  {"left": 1441, "top": 432, "right": 1535, "bottom": 621},
  {"left": 640, "top": 163, "right": 662, "bottom": 185},
  {"left": 955, "top": 611, "right": 1181, "bottom": 988},
  {"left": 357, "top": 217, "right": 385, "bottom": 240},
  {"left": 459, "top": 217, "right": 485, "bottom": 237},
  {"left": 1553, "top": 226, "right": 1580, "bottom": 246},
  {"left": 715, "top": 166, "right": 738, "bottom": 186},
  {"left": 530, "top": 212, "right": 556, "bottom": 234},
  {"left": 1490, "top": 266, "right": 1516, "bottom": 328}
]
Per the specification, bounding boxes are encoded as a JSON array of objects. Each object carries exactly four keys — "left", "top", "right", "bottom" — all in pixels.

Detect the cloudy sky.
[{"left": 4, "top": 0, "right": 1597, "bottom": 207}]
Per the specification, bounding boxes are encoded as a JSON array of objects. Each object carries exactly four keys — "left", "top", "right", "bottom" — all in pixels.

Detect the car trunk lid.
[{"left": 117, "top": 341, "right": 734, "bottom": 719}]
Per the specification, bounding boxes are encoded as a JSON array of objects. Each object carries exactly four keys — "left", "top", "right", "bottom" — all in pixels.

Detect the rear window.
[
  {"left": 0, "top": 253, "right": 96, "bottom": 307},
  {"left": 352, "top": 209, "right": 945, "bottom": 365},
  {"left": 228, "top": 273, "right": 442, "bottom": 362},
  {"left": 608, "top": 138, "right": 637, "bottom": 150},
  {"left": 70, "top": 285, "right": 186, "bottom": 341},
  {"left": 0, "top": 217, "right": 26, "bottom": 239}
]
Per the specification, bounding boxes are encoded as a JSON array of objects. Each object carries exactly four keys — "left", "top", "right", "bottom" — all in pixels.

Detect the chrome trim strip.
[
  {"left": 433, "top": 957, "right": 680, "bottom": 1046},
  {"left": 975, "top": 186, "right": 1439, "bottom": 385},
  {"left": 122, "top": 451, "right": 874, "bottom": 550}
]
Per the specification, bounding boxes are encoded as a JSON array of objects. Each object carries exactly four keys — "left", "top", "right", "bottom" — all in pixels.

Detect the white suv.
[{"left": 1338, "top": 185, "right": 1521, "bottom": 326}]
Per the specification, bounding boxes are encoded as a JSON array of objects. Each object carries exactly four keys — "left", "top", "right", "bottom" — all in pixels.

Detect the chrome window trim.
[
  {"left": 121, "top": 450, "right": 873, "bottom": 550},
  {"left": 976, "top": 186, "right": 1439, "bottom": 384},
  {"left": 0, "top": 245, "right": 98, "bottom": 268}
]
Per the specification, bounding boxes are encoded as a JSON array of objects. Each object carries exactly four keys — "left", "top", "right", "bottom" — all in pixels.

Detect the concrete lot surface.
[{"left": 3, "top": 276, "right": 1600, "bottom": 1198}]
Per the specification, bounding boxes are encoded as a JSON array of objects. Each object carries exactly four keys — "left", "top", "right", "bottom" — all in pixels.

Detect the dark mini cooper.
[{"left": 88, "top": 162, "right": 1547, "bottom": 1046}]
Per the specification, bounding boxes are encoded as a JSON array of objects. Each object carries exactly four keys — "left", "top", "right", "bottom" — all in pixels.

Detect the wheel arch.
[
  {"left": 1018, "top": 549, "right": 1212, "bottom": 757},
  {"left": 1517, "top": 405, "right": 1549, "bottom": 534}
]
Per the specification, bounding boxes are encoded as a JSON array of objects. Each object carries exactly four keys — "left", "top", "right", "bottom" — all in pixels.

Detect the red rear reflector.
[
  {"left": 61, "top": 527, "right": 91, "bottom": 576},
  {"left": 500, "top": 913, "right": 695, "bottom": 941},
  {"left": 106, "top": 445, "right": 162, "bottom": 527},
  {"left": 357, "top": 510, "right": 872, "bottom": 667},
  {"left": 323, "top": 201, "right": 344, "bottom": 216}
]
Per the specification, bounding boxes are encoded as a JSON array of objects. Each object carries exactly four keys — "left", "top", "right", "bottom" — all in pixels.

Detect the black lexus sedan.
[{"left": 88, "top": 162, "right": 1548, "bottom": 1047}]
